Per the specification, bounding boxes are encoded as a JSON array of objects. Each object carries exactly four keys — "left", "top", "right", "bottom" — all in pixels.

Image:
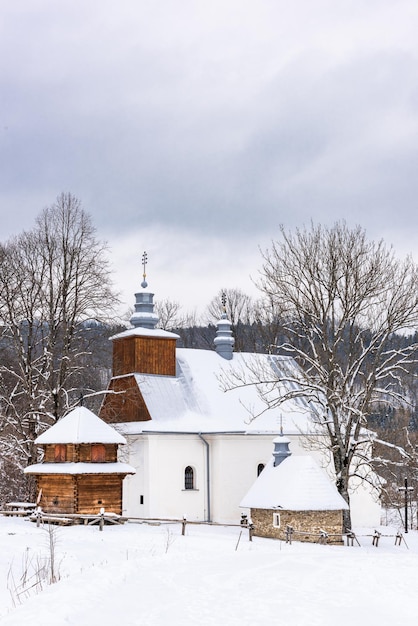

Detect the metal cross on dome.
[
  {"left": 141, "top": 251, "right": 148, "bottom": 288},
  {"left": 221, "top": 291, "right": 227, "bottom": 312}
]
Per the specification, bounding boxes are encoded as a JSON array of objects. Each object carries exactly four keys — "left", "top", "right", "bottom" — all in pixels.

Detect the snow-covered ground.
[{"left": 0, "top": 516, "right": 417, "bottom": 626}]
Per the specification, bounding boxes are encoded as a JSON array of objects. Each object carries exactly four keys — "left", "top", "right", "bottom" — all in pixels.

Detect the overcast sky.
[{"left": 1, "top": 1, "right": 418, "bottom": 317}]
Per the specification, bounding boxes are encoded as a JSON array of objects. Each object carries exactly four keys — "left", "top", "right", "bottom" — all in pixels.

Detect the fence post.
[
  {"left": 318, "top": 530, "right": 328, "bottom": 545},
  {"left": 235, "top": 530, "right": 242, "bottom": 551},
  {"left": 35, "top": 506, "right": 42, "bottom": 528},
  {"left": 286, "top": 525, "right": 293, "bottom": 544},
  {"left": 182, "top": 517, "right": 187, "bottom": 536},
  {"left": 99, "top": 507, "right": 105, "bottom": 531}
]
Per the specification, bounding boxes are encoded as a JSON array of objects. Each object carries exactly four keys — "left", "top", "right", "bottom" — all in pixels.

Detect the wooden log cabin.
[{"left": 24, "top": 406, "right": 135, "bottom": 515}]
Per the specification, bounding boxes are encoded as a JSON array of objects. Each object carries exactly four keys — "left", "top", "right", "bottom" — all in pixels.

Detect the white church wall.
[
  {"left": 210, "top": 434, "right": 381, "bottom": 527},
  {"left": 121, "top": 431, "right": 381, "bottom": 527},
  {"left": 208, "top": 434, "right": 278, "bottom": 523},
  {"left": 148, "top": 435, "right": 207, "bottom": 520},
  {"left": 126, "top": 434, "right": 207, "bottom": 521},
  {"left": 348, "top": 475, "right": 381, "bottom": 527},
  {"left": 121, "top": 436, "right": 150, "bottom": 517},
  {"left": 209, "top": 434, "right": 331, "bottom": 523}
]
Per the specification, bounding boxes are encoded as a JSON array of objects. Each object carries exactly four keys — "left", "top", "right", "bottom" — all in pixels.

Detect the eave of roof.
[{"left": 24, "top": 462, "right": 136, "bottom": 475}]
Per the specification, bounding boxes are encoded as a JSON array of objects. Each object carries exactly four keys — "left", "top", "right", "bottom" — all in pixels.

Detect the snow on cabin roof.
[
  {"left": 110, "top": 326, "right": 180, "bottom": 341},
  {"left": 240, "top": 455, "right": 349, "bottom": 511},
  {"left": 118, "top": 348, "right": 316, "bottom": 435},
  {"left": 24, "top": 462, "right": 135, "bottom": 475},
  {"left": 35, "top": 406, "right": 126, "bottom": 445}
]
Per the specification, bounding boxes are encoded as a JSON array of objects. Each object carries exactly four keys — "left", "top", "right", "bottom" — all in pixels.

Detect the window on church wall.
[
  {"left": 54, "top": 444, "right": 67, "bottom": 462},
  {"left": 257, "top": 463, "right": 265, "bottom": 476},
  {"left": 273, "top": 513, "right": 281, "bottom": 528},
  {"left": 184, "top": 466, "right": 195, "bottom": 490},
  {"left": 91, "top": 444, "right": 106, "bottom": 463}
]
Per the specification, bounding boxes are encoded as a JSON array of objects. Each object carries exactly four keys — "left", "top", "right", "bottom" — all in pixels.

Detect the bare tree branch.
[
  {"left": 226, "top": 221, "right": 418, "bottom": 528},
  {"left": 0, "top": 193, "right": 119, "bottom": 498}
]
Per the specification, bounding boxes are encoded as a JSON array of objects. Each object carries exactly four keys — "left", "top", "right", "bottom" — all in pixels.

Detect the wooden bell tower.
[{"left": 99, "top": 252, "right": 179, "bottom": 424}]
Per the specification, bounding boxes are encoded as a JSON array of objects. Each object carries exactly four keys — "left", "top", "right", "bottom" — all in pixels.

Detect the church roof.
[
  {"left": 117, "top": 348, "right": 318, "bottom": 435},
  {"left": 240, "top": 454, "right": 349, "bottom": 511},
  {"left": 35, "top": 406, "right": 127, "bottom": 445}
]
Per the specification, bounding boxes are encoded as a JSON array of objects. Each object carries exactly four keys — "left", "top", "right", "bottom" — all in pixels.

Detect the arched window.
[
  {"left": 257, "top": 463, "right": 265, "bottom": 476},
  {"left": 184, "top": 466, "right": 194, "bottom": 490}
]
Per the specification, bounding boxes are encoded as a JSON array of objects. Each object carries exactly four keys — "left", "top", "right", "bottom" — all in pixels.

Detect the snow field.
[{"left": 0, "top": 517, "right": 417, "bottom": 626}]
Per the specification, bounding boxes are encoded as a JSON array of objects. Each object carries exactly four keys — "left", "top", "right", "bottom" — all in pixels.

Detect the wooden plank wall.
[
  {"left": 112, "top": 337, "right": 176, "bottom": 376},
  {"left": 113, "top": 336, "right": 135, "bottom": 374},
  {"left": 76, "top": 475, "right": 123, "bottom": 515},
  {"left": 36, "top": 474, "right": 124, "bottom": 515},
  {"left": 38, "top": 475, "right": 76, "bottom": 514},
  {"left": 43, "top": 444, "right": 118, "bottom": 463},
  {"left": 78, "top": 444, "right": 118, "bottom": 462},
  {"left": 99, "top": 375, "right": 151, "bottom": 424},
  {"left": 43, "top": 444, "right": 77, "bottom": 463}
]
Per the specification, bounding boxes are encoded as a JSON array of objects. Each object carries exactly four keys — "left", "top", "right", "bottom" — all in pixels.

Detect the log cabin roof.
[
  {"left": 24, "top": 461, "right": 136, "bottom": 475},
  {"left": 36, "top": 406, "right": 126, "bottom": 445}
]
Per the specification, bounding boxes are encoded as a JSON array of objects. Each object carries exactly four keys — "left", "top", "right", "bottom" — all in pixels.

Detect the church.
[{"left": 98, "top": 264, "right": 381, "bottom": 528}]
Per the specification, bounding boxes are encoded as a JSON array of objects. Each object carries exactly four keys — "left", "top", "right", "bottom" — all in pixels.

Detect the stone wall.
[{"left": 251, "top": 508, "right": 344, "bottom": 544}]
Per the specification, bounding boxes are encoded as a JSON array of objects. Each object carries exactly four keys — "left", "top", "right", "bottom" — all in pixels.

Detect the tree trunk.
[{"left": 335, "top": 468, "right": 352, "bottom": 530}]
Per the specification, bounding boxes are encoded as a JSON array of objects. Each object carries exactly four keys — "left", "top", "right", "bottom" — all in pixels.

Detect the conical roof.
[
  {"left": 240, "top": 454, "right": 349, "bottom": 511},
  {"left": 35, "top": 406, "right": 126, "bottom": 445}
]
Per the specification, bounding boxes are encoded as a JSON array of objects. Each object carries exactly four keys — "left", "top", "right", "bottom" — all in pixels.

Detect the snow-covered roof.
[
  {"left": 35, "top": 406, "right": 126, "bottom": 445},
  {"left": 240, "top": 453, "right": 349, "bottom": 511},
  {"left": 118, "top": 348, "right": 316, "bottom": 435},
  {"left": 24, "top": 462, "right": 135, "bottom": 475},
  {"left": 110, "top": 327, "right": 180, "bottom": 341}
]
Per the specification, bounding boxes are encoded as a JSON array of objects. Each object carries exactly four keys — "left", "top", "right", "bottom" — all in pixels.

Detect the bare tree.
[
  {"left": 154, "top": 298, "right": 198, "bottom": 332},
  {"left": 251, "top": 222, "right": 418, "bottom": 528},
  {"left": 0, "top": 193, "right": 118, "bottom": 496},
  {"left": 156, "top": 299, "right": 183, "bottom": 330},
  {"left": 252, "top": 294, "right": 286, "bottom": 354}
]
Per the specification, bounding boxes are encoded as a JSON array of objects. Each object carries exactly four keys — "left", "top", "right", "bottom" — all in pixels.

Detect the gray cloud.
[{"left": 1, "top": 1, "right": 418, "bottom": 311}]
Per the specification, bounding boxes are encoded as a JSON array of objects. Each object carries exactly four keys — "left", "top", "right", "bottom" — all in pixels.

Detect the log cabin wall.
[
  {"left": 36, "top": 473, "right": 124, "bottom": 515},
  {"left": 112, "top": 336, "right": 176, "bottom": 377},
  {"left": 100, "top": 375, "right": 151, "bottom": 424},
  {"left": 76, "top": 475, "right": 123, "bottom": 515},
  {"left": 43, "top": 444, "right": 77, "bottom": 463},
  {"left": 37, "top": 475, "right": 76, "bottom": 514},
  {"left": 43, "top": 443, "right": 118, "bottom": 463},
  {"left": 78, "top": 444, "right": 118, "bottom": 462},
  {"left": 43, "top": 445, "right": 55, "bottom": 462}
]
